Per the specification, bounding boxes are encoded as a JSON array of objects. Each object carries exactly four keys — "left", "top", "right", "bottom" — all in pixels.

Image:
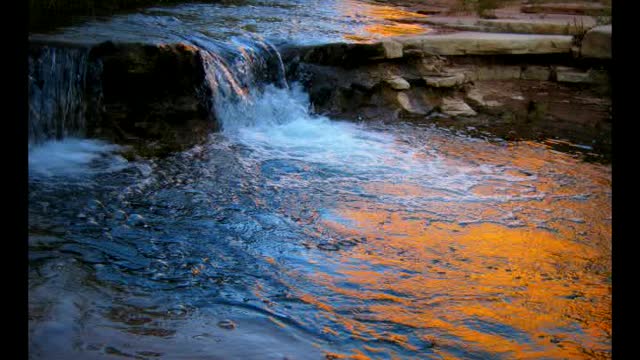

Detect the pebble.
[
  {"left": 217, "top": 319, "right": 236, "bottom": 330},
  {"left": 127, "top": 214, "right": 145, "bottom": 227},
  {"left": 317, "top": 243, "right": 340, "bottom": 251}
]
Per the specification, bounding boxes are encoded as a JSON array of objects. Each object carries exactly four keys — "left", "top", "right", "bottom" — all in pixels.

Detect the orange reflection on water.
[
  {"left": 337, "top": 1, "right": 430, "bottom": 41},
  {"left": 361, "top": 23, "right": 429, "bottom": 38},
  {"left": 319, "top": 210, "right": 610, "bottom": 358},
  {"left": 246, "top": 129, "right": 610, "bottom": 358},
  {"left": 305, "top": 137, "right": 610, "bottom": 358}
]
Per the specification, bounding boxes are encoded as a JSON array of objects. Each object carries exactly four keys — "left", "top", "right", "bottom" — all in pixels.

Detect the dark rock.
[
  {"left": 88, "top": 42, "right": 215, "bottom": 156},
  {"left": 296, "top": 42, "right": 390, "bottom": 68},
  {"left": 29, "top": 40, "right": 216, "bottom": 157}
]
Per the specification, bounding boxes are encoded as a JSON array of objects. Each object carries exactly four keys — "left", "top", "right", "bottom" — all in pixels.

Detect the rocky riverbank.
[
  {"left": 28, "top": 3, "right": 612, "bottom": 160},
  {"left": 282, "top": 26, "right": 611, "bottom": 159}
]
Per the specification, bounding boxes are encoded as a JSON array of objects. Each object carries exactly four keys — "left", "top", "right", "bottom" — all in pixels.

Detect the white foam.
[
  {"left": 218, "top": 84, "right": 408, "bottom": 171},
  {"left": 28, "top": 138, "right": 128, "bottom": 178}
]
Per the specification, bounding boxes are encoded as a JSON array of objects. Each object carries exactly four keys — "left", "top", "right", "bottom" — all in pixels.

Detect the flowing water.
[
  {"left": 29, "top": 0, "right": 434, "bottom": 46},
  {"left": 29, "top": 1, "right": 611, "bottom": 359}
]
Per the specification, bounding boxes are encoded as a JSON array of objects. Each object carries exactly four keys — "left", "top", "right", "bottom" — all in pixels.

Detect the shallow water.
[
  {"left": 29, "top": 0, "right": 610, "bottom": 357},
  {"left": 29, "top": 82, "right": 611, "bottom": 359},
  {"left": 30, "top": 0, "right": 434, "bottom": 46}
]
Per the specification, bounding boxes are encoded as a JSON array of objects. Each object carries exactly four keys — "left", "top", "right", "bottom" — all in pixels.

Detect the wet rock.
[
  {"left": 424, "top": 73, "right": 466, "bottom": 88},
  {"left": 298, "top": 42, "right": 388, "bottom": 67},
  {"left": 581, "top": 25, "right": 612, "bottom": 59},
  {"left": 564, "top": 292, "right": 585, "bottom": 300},
  {"left": 385, "top": 76, "right": 410, "bottom": 90},
  {"left": 127, "top": 327, "right": 176, "bottom": 337},
  {"left": 521, "top": 66, "right": 550, "bottom": 81},
  {"left": 337, "top": 239, "right": 358, "bottom": 247},
  {"left": 29, "top": 40, "right": 217, "bottom": 157},
  {"left": 397, "top": 92, "right": 428, "bottom": 115},
  {"left": 217, "top": 319, "right": 237, "bottom": 330},
  {"left": 317, "top": 242, "right": 340, "bottom": 251},
  {"left": 87, "top": 41, "right": 215, "bottom": 156},
  {"left": 554, "top": 66, "right": 593, "bottom": 83},
  {"left": 441, "top": 98, "right": 477, "bottom": 117},
  {"left": 127, "top": 213, "right": 145, "bottom": 227},
  {"left": 113, "top": 210, "right": 128, "bottom": 221}
]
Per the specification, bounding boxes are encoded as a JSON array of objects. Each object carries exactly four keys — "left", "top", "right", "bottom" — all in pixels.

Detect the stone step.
[
  {"left": 397, "top": 32, "right": 573, "bottom": 56},
  {"left": 408, "top": 16, "right": 596, "bottom": 35},
  {"left": 521, "top": 2, "right": 611, "bottom": 16}
]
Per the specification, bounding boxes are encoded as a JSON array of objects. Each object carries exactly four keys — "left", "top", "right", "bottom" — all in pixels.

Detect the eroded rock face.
[
  {"left": 397, "top": 92, "right": 431, "bottom": 115},
  {"left": 89, "top": 42, "right": 214, "bottom": 156},
  {"left": 386, "top": 76, "right": 411, "bottom": 90},
  {"left": 424, "top": 73, "right": 466, "bottom": 88},
  {"left": 286, "top": 33, "right": 610, "bottom": 158},
  {"left": 441, "top": 98, "right": 477, "bottom": 117}
]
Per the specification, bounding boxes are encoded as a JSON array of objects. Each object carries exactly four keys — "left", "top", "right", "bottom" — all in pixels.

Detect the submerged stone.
[
  {"left": 385, "top": 76, "right": 411, "bottom": 90},
  {"left": 217, "top": 320, "right": 237, "bottom": 330}
]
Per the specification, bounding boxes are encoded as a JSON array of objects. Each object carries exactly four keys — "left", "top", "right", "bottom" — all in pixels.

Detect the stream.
[{"left": 28, "top": 1, "right": 611, "bottom": 359}]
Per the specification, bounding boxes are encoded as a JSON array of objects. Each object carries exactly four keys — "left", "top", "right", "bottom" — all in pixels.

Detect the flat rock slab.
[
  {"left": 398, "top": 32, "right": 573, "bottom": 55},
  {"left": 476, "top": 18, "right": 597, "bottom": 35},
  {"left": 418, "top": 16, "right": 596, "bottom": 35},
  {"left": 581, "top": 25, "right": 611, "bottom": 59},
  {"left": 522, "top": 3, "right": 610, "bottom": 16}
]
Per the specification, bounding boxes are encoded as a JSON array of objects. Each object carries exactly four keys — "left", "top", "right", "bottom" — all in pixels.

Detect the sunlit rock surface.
[{"left": 398, "top": 32, "right": 573, "bottom": 56}]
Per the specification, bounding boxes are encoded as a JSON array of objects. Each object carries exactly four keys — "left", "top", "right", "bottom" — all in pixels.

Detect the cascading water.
[
  {"left": 28, "top": 3, "right": 611, "bottom": 359},
  {"left": 28, "top": 46, "right": 90, "bottom": 144},
  {"left": 28, "top": 46, "right": 129, "bottom": 179},
  {"left": 186, "top": 34, "right": 290, "bottom": 129}
]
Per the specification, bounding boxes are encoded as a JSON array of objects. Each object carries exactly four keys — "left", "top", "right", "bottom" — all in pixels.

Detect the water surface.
[
  {"left": 30, "top": 0, "right": 434, "bottom": 46},
  {"left": 29, "top": 84, "right": 611, "bottom": 359}
]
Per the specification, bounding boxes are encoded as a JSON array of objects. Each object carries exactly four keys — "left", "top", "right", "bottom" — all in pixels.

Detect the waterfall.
[
  {"left": 184, "top": 34, "right": 290, "bottom": 130},
  {"left": 28, "top": 46, "right": 90, "bottom": 144}
]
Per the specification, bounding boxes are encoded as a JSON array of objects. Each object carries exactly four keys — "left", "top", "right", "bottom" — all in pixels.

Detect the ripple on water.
[{"left": 29, "top": 86, "right": 610, "bottom": 359}]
